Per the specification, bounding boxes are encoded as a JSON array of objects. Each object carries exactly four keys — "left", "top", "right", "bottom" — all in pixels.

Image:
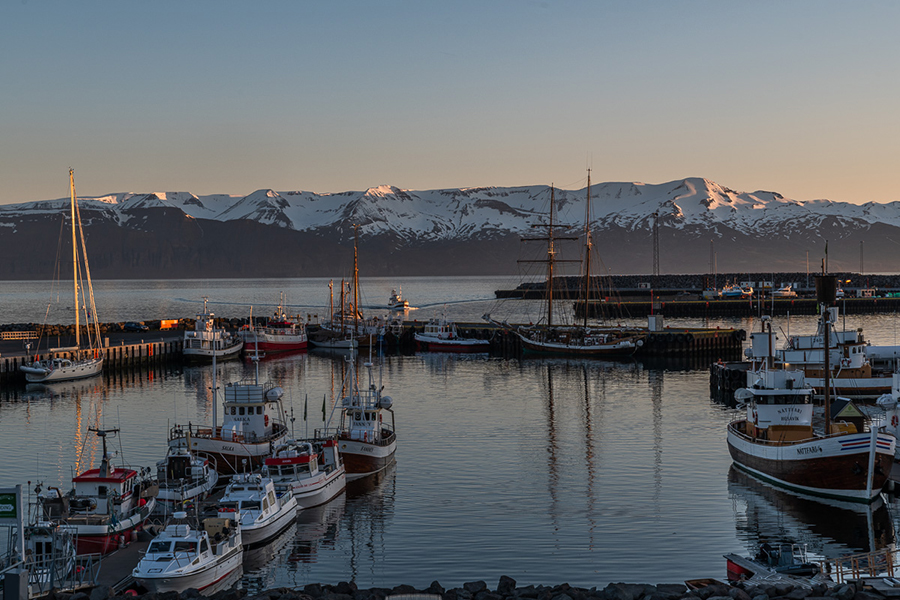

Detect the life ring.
[
  {"left": 264, "top": 415, "right": 269, "bottom": 427},
  {"left": 221, "top": 507, "right": 235, "bottom": 512},
  {"left": 841, "top": 358, "right": 850, "bottom": 367},
  {"left": 892, "top": 415, "right": 898, "bottom": 428}
]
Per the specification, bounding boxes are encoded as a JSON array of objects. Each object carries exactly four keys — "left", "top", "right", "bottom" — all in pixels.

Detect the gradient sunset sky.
[{"left": 2, "top": 1, "right": 898, "bottom": 206}]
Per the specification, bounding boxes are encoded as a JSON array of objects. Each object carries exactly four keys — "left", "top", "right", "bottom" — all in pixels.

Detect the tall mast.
[
  {"left": 547, "top": 187, "right": 555, "bottom": 327},
  {"left": 582, "top": 169, "right": 592, "bottom": 329},
  {"left": 70, "top": 169, "right": 80, "bottom": 348},
  {"left": 329, "top": 279, "right": 334, "bottom": 324},
  {"left": 353, "top": 224, "right": 360, "bottom": 332}
]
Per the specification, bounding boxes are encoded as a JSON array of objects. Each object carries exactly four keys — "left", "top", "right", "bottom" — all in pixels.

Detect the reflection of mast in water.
[
  {"left": 649, "top": 370, "right": 663, "bottom": 501},
  {"left": 581, "top": 365, "right": 597, "bottom": 547},
  {"left": 545, "top": 365, "right": 560, "bottom": 536}
]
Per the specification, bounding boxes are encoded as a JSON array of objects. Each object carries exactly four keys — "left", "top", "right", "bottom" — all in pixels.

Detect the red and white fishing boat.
[
  {"left": 37, "top": 428, "right": 157, "bottom": 555},
  {"left": 241, "top": 295, "right": 308, "bottom": 354},
  {"left": 414, "top": 318, "right": 490, "bottom": 353},
  {"left": 263, "top": 437, "right": 346, "bottom": 509},
  {"left": 318, "top": 349, "right": 396, "bottom": 480},
  {"left": 168, "top": 357, "right": 289, "bottom": 475}
]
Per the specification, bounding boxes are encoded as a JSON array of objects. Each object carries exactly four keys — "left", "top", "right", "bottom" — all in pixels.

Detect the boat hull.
[
  {"left": 175, "top": 435, "right": 287, "bottom": 476},
  {"left": 727, "top": 420, "right": 895, "bottom": 503},
  {"left": 414, "top": 334, "right": 490, "bottom": 353},
  {"left": 68, "top": 499, "right": 155, "bottom": 555},
  {"left": 183, "top": 342, "right": 244, "bottom": 364},
  {"left": 241, "top": 501, "right": 298, "bottom": 548},
  {"left": 244, "top": 338, "right": 308, "bottom": 353},
  {"left": 289, "top": 468, "right": 347, "bottom": 509},
  {"left": 517, "top": 332, "right": 638, "bottom": 357},
  {"left": 22, "top": 358, "right": 103, "bottom": 383},
  {"left": 338, "top": 437, "right": 397, "bottom": 481},
  {"left": 136, "top": 546, "right": 242, "bottom": 593}
]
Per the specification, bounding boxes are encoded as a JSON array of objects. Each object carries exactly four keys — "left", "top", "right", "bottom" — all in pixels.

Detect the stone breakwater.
[{"left": 52, "top": 577, "right": 890, "bottom": 600}]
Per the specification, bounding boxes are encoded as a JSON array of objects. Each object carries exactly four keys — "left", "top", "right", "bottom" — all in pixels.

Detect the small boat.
[
  {"left": 725, "top": 543, "right": 823, "bottom": 582},
  {"left": 154, "top": 443, "right": 219, "bottom": 517},
  {"left": 37, "top": 428, "right": 158, "bottom": 555},
  {"left": 319, "top": 349, "right": 396, "bottom": 480},
  {"left": 183, "top": 297, "right": 244, "bottom": 363},
  {"left": 132, "top": 511, "right": 242, "bottom": 593},
  {"left": 167, "top": 363, "right": 289, "bottom": 476},
  {"left": 263, "top": 437, "right": 347, "bottom": 509},
  {"left": 727, "top": 316, "right": 896, "bottom": 504},
  {"left": 387, "top": 288, "right": 409, "bottom": 311},
  {"left": 21, "top": 170, "right": 103, "bottom": 383},
  {"left": 240, "top": 293, "right": 308, "bottom": 354},
  {"left": 721, "top": 284, "right": 753, "bottom": 299},
  {"left": 414, "top": 318, "right": 490, "bottom": 353},
  {"left": 216, "top": 473, "right": 298, "bottom": 548},
  {"left": 772, "top": 285, "right": 798, "bottom": 298},
  {"left": 20, "top": 520, "right": 78, "bottom": 590}
]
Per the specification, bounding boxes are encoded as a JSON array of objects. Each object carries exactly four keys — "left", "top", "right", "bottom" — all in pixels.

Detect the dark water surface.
[{"left": 2, "top": 278, "right": 900, "bottom": 590}]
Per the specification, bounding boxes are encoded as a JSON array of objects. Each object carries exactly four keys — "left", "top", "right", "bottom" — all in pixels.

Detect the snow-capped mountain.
[{"left": 0, "top": 177, "right": 895, "bottom": 278}]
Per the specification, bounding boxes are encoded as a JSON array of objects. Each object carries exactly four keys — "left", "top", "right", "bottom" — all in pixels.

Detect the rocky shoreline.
[{"left": 58, "top": 577, "right": 888, "bottom": 600}]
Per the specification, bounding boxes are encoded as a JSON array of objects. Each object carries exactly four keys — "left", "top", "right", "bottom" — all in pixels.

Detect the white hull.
[
  {"left": 174, "top": 434, "right": 286, "bottom": 476},
  {"left": 155, "top": 473, "right": 219, "bottom": 514},
  {"left": 22, "top": 357, "right": 103, "bottom": 383},
  {"left": 289, "top": 467, "right": 347, "bottom": 509},
  {"left": 136, "top": 544, "right": 242, "bottom": 593},
  {"left": 240, "top": 498, "right": 298, "bottom": 547},
  {"left": 183, "top": 342, "right": 244, "bottom": 362}
]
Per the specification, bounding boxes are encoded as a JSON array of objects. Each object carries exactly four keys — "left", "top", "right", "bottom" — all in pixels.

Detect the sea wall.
[{"left": 56, "top": 577, "right": 885, "bottom": 600}]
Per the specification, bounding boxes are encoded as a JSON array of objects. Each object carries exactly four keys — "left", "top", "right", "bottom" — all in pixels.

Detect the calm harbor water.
[{"left": 2, "top": 277, "right": 900, "bottom": 590}]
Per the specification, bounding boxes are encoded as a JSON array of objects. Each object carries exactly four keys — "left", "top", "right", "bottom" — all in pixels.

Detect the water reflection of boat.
[
  {"left": 242, "top": 522, "right": 296, "bottom": 574},
  {"left": 728, "top": 465, "right": 894, "bottom": 557}
]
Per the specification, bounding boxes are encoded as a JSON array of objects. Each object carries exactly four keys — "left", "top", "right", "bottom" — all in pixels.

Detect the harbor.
[{"left": 3, "top": 277, "right": 900, "bottom": 595}]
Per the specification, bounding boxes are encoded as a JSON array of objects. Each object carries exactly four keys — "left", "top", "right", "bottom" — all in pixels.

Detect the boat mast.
[
  {"left": 353, "top": 224, "right": 361, "bottom": 332},
  {"left": 70, "top": 169, "right": 80, "bottom": 349},
  {"left": 329, "top": 280, "right": 334, "bottom": 324},
  {"left": 582, "top": 169, "right": 592, "bottom": 329}
]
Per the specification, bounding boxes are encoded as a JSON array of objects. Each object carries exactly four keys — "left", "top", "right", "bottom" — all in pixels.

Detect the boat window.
[
  {"left": 241, "top": 500, "right": 261, "bottom": 510},
  {"left": 257, "top": 406, "right": 263, "bottom": 415},
  {"left": 230, "top": 407, "right": 236, "bottom": 415},
  {"left": 262, "top": 498, "right": 269, "bottom": 510},
  {"left": 174, "top": 541, "right": 197, "bottom": 554},
  {"left": 239, "top": 407, "right": 246, "bottom": 416},
  {"left": 98, "top": 486, "right": 107, "bottom": 497},
  {"left": 268, "top": 491, "right": 276, "bottom": 505},
  {"left": 200, "top": 539, "right": 209, "bottom": 554},
  {"left": 148, "top": 540, "right": 172, "bottom": 553}
]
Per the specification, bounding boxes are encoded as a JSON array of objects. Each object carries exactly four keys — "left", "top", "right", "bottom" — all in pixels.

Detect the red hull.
[
  {"left": 244, "top": 340, "right": 308, "bottom": 353},
  {"left": 75, "top": 524, "right": 142, "bottom": 555}
]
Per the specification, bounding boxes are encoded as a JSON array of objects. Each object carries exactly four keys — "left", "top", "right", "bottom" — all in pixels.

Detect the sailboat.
[
  {"left": 486, "top": 174, "right": 643, "bottom": 357},
  {"left": 313, "top": 226, "right": 383, "bottom": 348},
  {"left": 21, "top": 169, "right": 104, "bottom": 383}
]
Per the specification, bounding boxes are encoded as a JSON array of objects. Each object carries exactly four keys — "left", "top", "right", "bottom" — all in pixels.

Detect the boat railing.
[
  {"left": 168, "top": 423, "right": 285, "bottom": 444},
  {"left": 728, "top": 420, "right": 881, "bottom": 446},
  {"left": 820, "top": 547, "right": 897, "bottom": 583}
]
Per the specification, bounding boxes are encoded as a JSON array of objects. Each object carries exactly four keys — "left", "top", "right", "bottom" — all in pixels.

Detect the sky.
[{"left": 2, "top": 1, "right": 899, "bottom": 206}]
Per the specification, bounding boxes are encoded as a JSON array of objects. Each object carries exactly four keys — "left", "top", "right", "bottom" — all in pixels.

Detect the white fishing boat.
[
  {"left": 183, "top": 297, "right": 244, "bottom": 363},
  {"left": 132, "top": 511, "right": 242, "bottom": 593},
  {"left": 387, "top": 288, "right": 409, "bottom": 311},
  {"left": 37, "top": 428, "right": 158, "bottom": 555},
  {"left": 414, "top": 318, "right": 490, "bottom": 353},
  {"left": 216, "top": 473, "right": 298, "bottom": 547},
  {"left": 20, "top": 169, "right": 103, "bottom": 383},
  {"left": 154, "top": 443, "right": 219, "bottom": 517},
  {"left": 167, "top": 358, "right": 289, "bottom": 475},
  {"left": 263, "top": 437, "right": 346, "bottom": 509},
  {"left": 318, "top": 348, "right": 396, "bottom": 480}
]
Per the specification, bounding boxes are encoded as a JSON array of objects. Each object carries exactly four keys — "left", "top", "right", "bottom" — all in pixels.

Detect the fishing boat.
[
  {"left": 36, "top": 428, "right": 157, "bottom": 555},
  {"left": 721, "top": 284, "right": 754, "bottom": 299},
  {"left": 153, "top": 444, "right": 219, "bottom": 517},
  {"left": 167, "top": 353, "right": 289, "bottom": 475},
  {"left": 387, "top": 288, "right": 409, "bottom": 311},
  {"left": 263, "top": 437, "right": 346, "bottom": 509},
  {"left": 726, "top": 300, "right": 896, "bottom": 504},
  {"left": 725, "top": 543, "right": 824, "bottom": 583},
  {"left": 132, "top": 511, "right": 242, "bottom": 593},
  {"left": 216, "top": 473, "right": 298, "bottom": 547},
  {"left": 485, "top": 174, "right": 643, "bottom": 357},
  {"left": 240, "top": 293, "right": 308, "bottom": 354},
  {"left": 414, "top": 317, "right": 490, "bottom": 353},
  {"left": 20, "top": 169, "right": 104, "bottom": 383},
  {"left": 183, "top": 297, "right": 244, "bottom": 363},
  {"left": 318, "top": 348, "right": 396, "bottom": 480}
]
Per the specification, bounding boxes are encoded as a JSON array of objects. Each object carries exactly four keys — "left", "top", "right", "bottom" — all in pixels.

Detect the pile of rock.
[{"left": 63, "top": 577, "right": 883, "bottom": 600}]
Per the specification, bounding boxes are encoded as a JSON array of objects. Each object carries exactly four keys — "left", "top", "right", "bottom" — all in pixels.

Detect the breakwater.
[
  {"left": 74, "top": 576, "right": 896, "bottom": 600},
  {"left": 576, "top": 296, "right": 900, "bottom": 318}
]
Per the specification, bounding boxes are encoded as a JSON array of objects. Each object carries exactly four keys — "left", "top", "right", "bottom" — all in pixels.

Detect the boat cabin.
[
  {"left": 220, "top": 381, "right": 283, "bottom": 442},
  {"left": 264, "top": 441, "right": 318, "bottom": 477}
]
